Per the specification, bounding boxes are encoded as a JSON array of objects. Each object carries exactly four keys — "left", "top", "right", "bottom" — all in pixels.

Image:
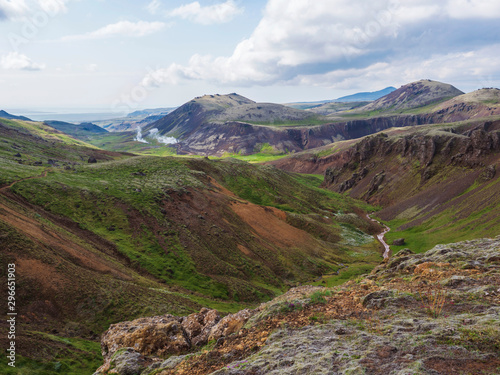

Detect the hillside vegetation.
[{"left": 0, "top": 116, "right": 383, "bottom": 374}]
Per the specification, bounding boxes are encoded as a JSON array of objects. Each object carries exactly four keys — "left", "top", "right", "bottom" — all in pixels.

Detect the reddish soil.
[
  {"left": 230, "top": 201, "right": 311, "bottom": 249},
  {"left": 0, "top": 195, "right": 130, "bottom": 279}
]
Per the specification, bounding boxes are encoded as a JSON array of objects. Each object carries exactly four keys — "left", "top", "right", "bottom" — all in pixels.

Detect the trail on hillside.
[
  {"left": 0, "top": 170, "right": 48, "bottom": 192},
  {"left": 367, "top": 214, "right": 391, "bottom": 259}
]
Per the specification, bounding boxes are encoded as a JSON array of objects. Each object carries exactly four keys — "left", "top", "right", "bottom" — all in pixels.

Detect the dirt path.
[
  {"left": 367, "top": 214, "right": 391, "bottom": 259},
  {"left": 0, "top": 170, "right": 49, "bottom": 192}
]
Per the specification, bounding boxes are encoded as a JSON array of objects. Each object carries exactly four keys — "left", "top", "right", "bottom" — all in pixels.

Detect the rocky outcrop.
[
  {"left": 94, "top": 307, "right": 255, "bottom": 374},
  {"left": 323, "top": 126, "right": 500, "bottom": 193},
  {"left": 93, "top": 237, "right": 500, "bottom": 375}
]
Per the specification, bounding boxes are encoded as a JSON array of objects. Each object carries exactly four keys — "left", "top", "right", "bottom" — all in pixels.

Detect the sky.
[{"left": 0, "top": 0, "right": 499, "bottom": 114}]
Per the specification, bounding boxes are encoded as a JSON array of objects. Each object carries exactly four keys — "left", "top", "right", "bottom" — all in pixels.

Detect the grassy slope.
[
  {"left": 0, "top": 117, "right": 125, "bottom": 186},
  {"left": 312, "top": 121, "right": 500, "bottom": 254},
  {"left": 383, "top": 175, "right": 500, "bottom": 254},
  {"left": 0, "top": 117, "right": 384, "bottom": 374}
]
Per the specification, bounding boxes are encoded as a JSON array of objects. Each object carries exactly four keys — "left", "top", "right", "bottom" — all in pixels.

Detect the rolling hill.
[
  {"left": 44, "top": 120, "right": 108, "bottom": 140},
  {"left": 0, "top": 116, "right": 382, "bottom": 374},
  {"left": 3, "top": 79, "right": 500, "bottom": 374}
]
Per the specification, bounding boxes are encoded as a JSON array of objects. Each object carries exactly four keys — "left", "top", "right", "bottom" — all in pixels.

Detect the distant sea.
[{"left": 5, "top": 108, "right": 129, "bottom": 123}]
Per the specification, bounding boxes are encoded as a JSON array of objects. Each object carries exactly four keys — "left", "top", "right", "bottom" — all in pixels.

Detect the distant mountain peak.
[
  {"left": 334, "top": 87, "right": 397, "bottom": 102},
  {"left": 360, "top": 79, "right": 464, "bottom": 112},
  {"left": 191, "top": 93, "right": 255, "bottom": 108}
]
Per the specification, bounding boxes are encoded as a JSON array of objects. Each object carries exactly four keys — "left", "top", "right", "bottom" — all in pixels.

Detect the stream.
[{"left": 367, "top": 214, "right": 391, "bottom": 259}]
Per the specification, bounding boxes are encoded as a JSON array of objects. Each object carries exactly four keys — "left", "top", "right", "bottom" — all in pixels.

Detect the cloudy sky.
[{"left": 0, "top": 0, "right": 499, "bottom": 113}]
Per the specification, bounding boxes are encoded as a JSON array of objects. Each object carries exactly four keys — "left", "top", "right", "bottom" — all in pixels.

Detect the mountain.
[
  {"left": 44, "top": 120, "right": 108, "bottom": 140},
  {"left": 0, "top": 109, "right": 32, "bottom": 121},
  {"left": 94, "top": 83, "right": 485, "bottom": 157},
  {"left": 146, "top": 93, "right": 315, "bottom": 137},
  {"left": 3, "top": 81, "right": 500, "bottom": 374},
  {"left": 126, "top": 108, "right": 174, "bottom": 118},
  {"left": 93, "top": 108, "right": 176, "bottom": 132},
  {"left": 429, "top": 88, "right": 500, "bottom": 121},
  {"left": 144, "top": 93, "right": 323, "bottom": 155},
  {"left": 359, "top": 79, "right": 464, "bottom": 112},
  {"left": 333, "top": 86, "right": 396, "bottom": 102},
  {"left": 285, "top": 87, "right": 396, "bottom": 110}
]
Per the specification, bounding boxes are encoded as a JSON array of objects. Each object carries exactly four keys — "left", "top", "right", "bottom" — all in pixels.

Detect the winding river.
[{"left": 367, "top": 214, "right": 391, "bottom": 259}]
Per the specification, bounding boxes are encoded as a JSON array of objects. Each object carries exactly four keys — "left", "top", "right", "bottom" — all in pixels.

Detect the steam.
[
  {"left": 134, "top": 127, "right": 149, "bottom": 143},
  {"left": 148, "top": 128, "right": 177, "bottom": 145},
  {"left": 134, "top": 126, "right": 177, "bottom": 145}
]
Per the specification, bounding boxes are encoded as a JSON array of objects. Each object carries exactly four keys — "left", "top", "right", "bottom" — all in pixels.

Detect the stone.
[
  {"left": 110, "top": 348, "right": 146, "bottom": 375},
  {"left": 480, "top": 165, "right": 496, "bottom": 181},
  {"left": 100, "top": 315, "right": 189, "bottom": 360},
  {"left": 392, "top": 238, "right": 405, "bottom": 246},
  {"left": 396, "top": 248, "right": 413, "bottom": 257},
  {"left": 208, "top": 309, "right": 253, "bottom": 342},
  {"left": 362, "top": 290, "right": 394, "bottom": 309},
  {"left": 181, "top": 308, "right": 221, "bottom": 347}
]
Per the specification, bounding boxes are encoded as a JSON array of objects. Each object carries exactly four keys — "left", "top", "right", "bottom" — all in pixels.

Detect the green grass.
[
  {"left": 0, "top": 118, "right": 127, "bottom": 185},
  {"left": 237, "top": 117, "right": 332, "bottom": 127},
  {"left": 12, "top": 157, "right": 230, "bottom": 299},
  {"left": 309, "top": 263, "right": 376, "bottom": 287},
  {"left": 0, "top": 159, "right": 44, "bottom": 186},
  {"left": 0, "top": 333, "right": 102, "bottom": 375},
  {"left": 385, "top": 178, "right": 500, "bottom": 253},
  {"left": 86, "top": 132, "right": 179, "bottom": 156},
  {"left": 219, "top": 152, "right": 289, "bottom": 163}
]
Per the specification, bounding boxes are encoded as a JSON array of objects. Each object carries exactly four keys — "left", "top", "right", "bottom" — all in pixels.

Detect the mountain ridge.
[
  {"left": 333, "top": 86, "right": 397, "bottom": 102},
  {"left": 0, "top": 109, "right": 32, "bottom": 121}
]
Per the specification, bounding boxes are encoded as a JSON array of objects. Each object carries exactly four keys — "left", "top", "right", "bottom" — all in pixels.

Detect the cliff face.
[
  {"left": 142, "top": 85, "right": 499, "bottom": 157},
  {"left": 92, "top": 237, "right": 500, "bottom": 375},
  {"left": 322, "top": 122, "right": 500, "bottom": 200},
  {"left": 167, "top": 114, "right": 466, "bottom": 156}
]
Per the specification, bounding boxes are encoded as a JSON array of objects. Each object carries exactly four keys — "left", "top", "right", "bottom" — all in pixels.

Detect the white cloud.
[
  {"left": 85, "top": 63, "right": 98, "bottom": 72},
  {"left": 446, "top": 0, "right": 500, "bottom": 19},
  {"left": 60, "top": 21, "right": 166, "bottom": 41},
  {"left": 0, "top": 52, "right": 45, "bottom": 70},
  {"left": 293, "top": 45, "right": 500, "bottom": 92},
  {"left": 142, "top": 0, "right": 500, "bottom": 89},
  {"left": 166, "top": 0, "right": 243, "bottom": 25},
  {"left": 0, "top": 0, "right": 68, "bottom": 20},
  {"left": 146, "top": 0, "right": 161, "bottom": 15}
]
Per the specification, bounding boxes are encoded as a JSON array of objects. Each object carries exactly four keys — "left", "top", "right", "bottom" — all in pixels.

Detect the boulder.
[
  {"left": 100, "top": 315, "right": 189, "bottom": 360},
  {"left": 181, "top": 307, "right": 220, "bottom": 347},
  {"left": 392, "top": 238, "right": 405, "bottom": 246},
  {"left": 110, "top": 348, "right": 147, "bottom": 375},
  {"left": 208, "top": 309, "right": 253, "bottom": 342}
]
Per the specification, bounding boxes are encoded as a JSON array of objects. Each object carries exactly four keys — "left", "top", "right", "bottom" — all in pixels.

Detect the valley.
[{"left": 1, "top": 79, "right": 499, "bottom": 375}]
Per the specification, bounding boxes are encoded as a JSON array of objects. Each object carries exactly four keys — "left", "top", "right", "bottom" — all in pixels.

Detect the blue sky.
[{"left": 0, "top": 0, "right": 499, "bottom": 113}]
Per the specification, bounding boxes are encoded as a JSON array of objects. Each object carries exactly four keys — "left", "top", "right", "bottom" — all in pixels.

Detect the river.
[{"left": 367, "top": 214, "right": 391, "bottom": 259}]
